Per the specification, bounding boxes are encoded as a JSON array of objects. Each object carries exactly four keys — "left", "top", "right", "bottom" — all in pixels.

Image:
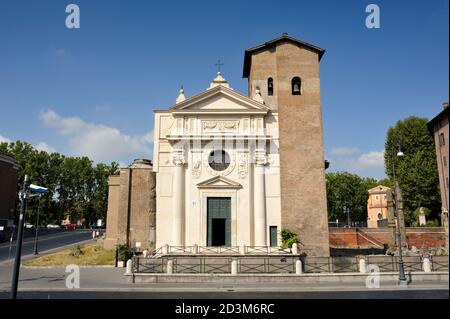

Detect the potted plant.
[
  {"left": 116, "top": 243, "right": 129, "bottom": 267},
  {"left": 280, "top": 229, "right": 299, "bottom": 249}
]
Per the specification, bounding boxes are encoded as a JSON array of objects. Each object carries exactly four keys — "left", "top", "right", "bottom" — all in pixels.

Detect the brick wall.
[{"left": 329, "top": 227, "right": 446, "bottom": 249}]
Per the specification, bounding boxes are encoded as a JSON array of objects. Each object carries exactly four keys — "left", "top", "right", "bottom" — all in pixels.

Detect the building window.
[
  {"left": 377, "top": 213, "right": 383, "bottom": 220},
  {"left": 439, "top": 133, "right": 446, "bottom": 146},
  {"left": 375, "top": 196, "right": 378, "bottom": 200},
  {"left": 208, "top": 150, "right": 230, "bottom": 172},
  {"left": 267, "top": 78, "right": 273, "bottom": 96},
  {"left": 291, "top": 77, "right": 301, "bottom": 95}
]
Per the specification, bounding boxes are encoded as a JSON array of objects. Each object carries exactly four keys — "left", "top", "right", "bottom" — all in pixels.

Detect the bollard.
[
  {"left": 359, "top": 258, "right": 367, "bottom": 274},
  {"left": 163, "top": 244, "right": 169, "bottom": 254},
  {"left": 143, "top": 250, "right": 148, "bottom": 258},
  {"left": 193, "top": 244, "right": 198, "bottom": 254},
  {"left": 295, "top": 260, "right": 303, "bottom": 275},
  {"left": 291, "top": 243, "right": 298, "bottom": 255},
  {"left": 231, "top": 260, "right": 238, "bottom": 275},
  {"left": 125, "top": 259, "right": 132, "bottom": 275},
  {"left": 423, "top": 257, "right": 432, "bottom": 273},
  {"left": 167, "top": 260, "right": 174, "bottom": 274},
  {"left": 240, "top": 244, "right": 246, "bottom": 255}
]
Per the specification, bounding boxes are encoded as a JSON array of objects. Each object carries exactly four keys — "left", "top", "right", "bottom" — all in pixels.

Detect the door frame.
[
  {"left": 200, "top": 190, "right": 237, "bottom": 247},
  {"left": 207, "top": 197, "right": 232, "bottom": 246}
]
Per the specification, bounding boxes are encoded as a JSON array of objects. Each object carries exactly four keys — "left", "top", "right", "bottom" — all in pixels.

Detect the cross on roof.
[{"left": 214, "top": 59, "right": 224, "bottom": 72}]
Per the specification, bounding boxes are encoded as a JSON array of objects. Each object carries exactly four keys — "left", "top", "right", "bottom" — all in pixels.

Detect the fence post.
[
  {"left": 125, "top": 259, "right": 133, "bottom": 275},
  {"left": 163, "top": 244, "right": 169, "bottom": 254},
  {"left": 291, "top": 243, "right": 298, "bottom": 255},
  {"left": 423, "top": 257, "right": 432, "bottom": 273},
  {"left": 193, "top": 244, "right": 198, "bottom": 254},
  {"left": 167, "top": 260, "right": 174, "bottom": 274},
  {"left": 231, "top": 260, "right": 238, "bottom": 275},
  {"left": 296, "top": 260, "right": 303, "bottom": 275},
  {"left": 359, "top": 258, "right": 367, "bottom": 274},
  {"left": 240, "top": 244, "right": 246, "bottom": 255}
]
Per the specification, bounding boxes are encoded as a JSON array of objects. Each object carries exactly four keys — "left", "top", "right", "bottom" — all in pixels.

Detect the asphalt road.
[
  {"left": 0, "top": 289, "right": 447, "bottom": 299},
  {"left": 0, "top": 230, "right": 95, "bottom": 263}
]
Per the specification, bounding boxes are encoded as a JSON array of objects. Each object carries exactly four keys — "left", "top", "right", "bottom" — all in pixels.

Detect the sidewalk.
[{"left": 0, "top": 264, "right": 448, "bottom": 293}]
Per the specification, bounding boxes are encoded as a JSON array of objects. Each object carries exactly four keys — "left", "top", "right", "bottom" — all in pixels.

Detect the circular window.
[
  {"left": 377, "top": 213, "right": 383, "bottom": 220},
  {"left": 208, "top": 150, "right": 230, "bottom": 172}
]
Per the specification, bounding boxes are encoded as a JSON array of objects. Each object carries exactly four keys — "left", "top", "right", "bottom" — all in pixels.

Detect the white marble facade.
[{"left": 153, "top": 73, "right": 281, "bottom": 248}]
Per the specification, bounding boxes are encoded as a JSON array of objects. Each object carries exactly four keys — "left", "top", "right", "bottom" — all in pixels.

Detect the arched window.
[
  {"left": 267, "top": 78, "right": 274, "bottom": 96},
  {"left": 292, "top": 77, "right": 301, "bottom": 95}
]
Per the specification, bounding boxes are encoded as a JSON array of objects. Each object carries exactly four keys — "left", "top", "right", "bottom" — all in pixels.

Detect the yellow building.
[{"left": 367, "top": 185, "right": 391, "bottom": 228}]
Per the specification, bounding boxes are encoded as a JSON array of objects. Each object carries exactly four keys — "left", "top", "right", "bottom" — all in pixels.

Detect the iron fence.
[
  {"left": 132, "top": 254, "right": 449, "bottom": 274},
  {"left": 431, "top": 256, "right": 449, "bottom": 271}
]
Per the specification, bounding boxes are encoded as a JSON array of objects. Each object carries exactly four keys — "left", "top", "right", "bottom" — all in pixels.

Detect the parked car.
[
  {"left": 24, "top": 222, "right": 34, "bottom": 229},
  {"left": 0, "top": 232, "right": 5, "bottom": 243},
  {"left": 46, "top": 224, "right": 60, "bottom": 229},
  {"left": 64, "top": 224, "right": 77, "bottom": 230}
]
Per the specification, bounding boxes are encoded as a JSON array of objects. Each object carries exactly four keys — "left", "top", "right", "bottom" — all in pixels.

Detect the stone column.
[
  {"left": 254, "top": 156, "right": 267, "bottom": 246},
  {"left": 172, "top": 158, "right": 185, "bottom": 246}
]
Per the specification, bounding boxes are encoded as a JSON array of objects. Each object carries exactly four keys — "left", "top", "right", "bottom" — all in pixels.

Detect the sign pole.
[{"left": 11, "top": 174, "right": 29, "bottom": 299}]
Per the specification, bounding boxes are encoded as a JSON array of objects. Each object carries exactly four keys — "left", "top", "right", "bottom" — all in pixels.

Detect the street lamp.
[
  {"left": 10, "top": 179, "right": 47, "bottom": 299},
  {"left": 391, "top": 145, "right": 408, "bottom": 286},
  {"left": 33, "top": 194, "right": 43, "bottom": 255}
]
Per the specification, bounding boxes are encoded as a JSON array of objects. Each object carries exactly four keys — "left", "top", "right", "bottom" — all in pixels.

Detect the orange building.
[{"left": 367, "top": 185, "right": 391, "bottom": 228}]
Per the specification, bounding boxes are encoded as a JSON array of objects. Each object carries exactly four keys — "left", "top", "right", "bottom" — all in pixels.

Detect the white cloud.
[
  {"left": 355, "top": 151, "right": 384, "bottom": 168},
  {"left": 327, "top": 147, "right": 385, "bottom": 179},
  {"left": 39, "top": 110, "right": 153, "bottom": 163},
  {"left": 55, "top": 48, "right": 67, "bottom": 56},
  {"left": 330, "top": 147, "right": 358, "bottom": 156},
  {"left": 0, "top": 134, "right": 11, "bottom": 143},
  {"left": 34, "top": 142, "right": 56, "bottom": 153}
]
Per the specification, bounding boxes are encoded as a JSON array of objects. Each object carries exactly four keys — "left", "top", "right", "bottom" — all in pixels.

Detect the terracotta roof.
[{"left": 242, "top": 33, "right": 325, "bottom": 78}]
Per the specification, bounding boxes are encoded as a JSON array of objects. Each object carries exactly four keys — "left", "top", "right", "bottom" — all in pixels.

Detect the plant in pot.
[
  {"left": 280, "top": 228, "right": 299, "bottom": 249},
  {"left": 116, "top": 243, "right": 129, "bottom": 267}
]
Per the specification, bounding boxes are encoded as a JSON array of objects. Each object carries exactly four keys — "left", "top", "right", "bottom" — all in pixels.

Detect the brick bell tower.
[{"left": 243, "top": 33, "right": 330, "bottom": 256}]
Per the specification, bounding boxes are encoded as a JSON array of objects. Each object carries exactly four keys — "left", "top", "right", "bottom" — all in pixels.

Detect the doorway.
[{"left": 207, "top": 197, "right": 231, "bottom": 246}]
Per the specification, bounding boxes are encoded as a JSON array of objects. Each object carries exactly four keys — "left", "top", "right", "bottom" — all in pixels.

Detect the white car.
[
  {"left": 46, "top": 224, "right": 60, "bottom": 229},
  {"left": 24, "top": 223, "right": 34, "bottom": 229}
]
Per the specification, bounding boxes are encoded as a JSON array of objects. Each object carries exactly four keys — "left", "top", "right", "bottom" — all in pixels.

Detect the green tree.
[
  {"left": 0, "top": 140, "right": 119, "bottom": 227},
  {"left": 326, "top": 172, "right": 380, "bottom": 223},
  {"left": 384, "top": 116, "right": 440, "bottom": 224}
]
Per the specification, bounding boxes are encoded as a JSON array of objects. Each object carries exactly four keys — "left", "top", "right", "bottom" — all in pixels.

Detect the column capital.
[
  {"left": 172, "top": 157, "right": 185, "bottom": 166},
  {"left": 255, "top": 154, "right": 268, "bottom": 166}
]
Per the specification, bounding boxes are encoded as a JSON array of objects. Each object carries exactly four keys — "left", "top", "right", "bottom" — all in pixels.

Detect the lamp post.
[
  {"left": 33, "top": 195, "right": 42, "bottom": 255},
  {"left": 10, "top": 180, "right": 47, "bottom": 299},
  {"left": 391, "top": 145, "right": 408, "bottom": 286}
]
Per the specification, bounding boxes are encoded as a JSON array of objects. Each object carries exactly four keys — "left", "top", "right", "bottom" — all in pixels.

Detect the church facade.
[{"left": 104, "top": 34, "right": 330, "bottom": 256}]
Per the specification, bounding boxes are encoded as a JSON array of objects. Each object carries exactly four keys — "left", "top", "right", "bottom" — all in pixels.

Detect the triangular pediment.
[
  {"left": 169, "top": 85, "right": 269, "bottom": 114},
  {"left": 197, "top": 176, "right": 242, "bottom": 189}
]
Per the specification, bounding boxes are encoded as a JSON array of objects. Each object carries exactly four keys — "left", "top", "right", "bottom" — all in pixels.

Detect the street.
[
  {"left": 0, "top": 289, "right": 447, "bottom": 299},
  {"left": 0, "top": 264, "right": 448, "bottom": 299},
  {"left": 0, "top": 230, "right": 95, "bottom": 264}
]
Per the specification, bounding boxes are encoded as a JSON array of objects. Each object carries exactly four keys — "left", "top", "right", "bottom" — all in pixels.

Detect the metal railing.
[{"left": 132, "top": 254, "right": 449, "bottom": 274}]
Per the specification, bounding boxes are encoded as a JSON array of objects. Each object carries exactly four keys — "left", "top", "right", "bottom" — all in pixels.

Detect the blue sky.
[{"left": 0, "top": 0, "right": 448, "bottom": 179}]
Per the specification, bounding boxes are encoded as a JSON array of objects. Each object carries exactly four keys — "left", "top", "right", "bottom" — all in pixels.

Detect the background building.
[
  {"left": 367, "top": 185, "right": 391, "bottom": 228},
  {"left": 427, "top": 102, "right": 449, "bottom": 250},
  {"left": 0, "top": 154, "right": 20, "bottom": 229}
]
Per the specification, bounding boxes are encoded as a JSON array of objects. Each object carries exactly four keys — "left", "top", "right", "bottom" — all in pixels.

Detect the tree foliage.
[
  {"left": 326, "top": 172, "right": 383, "bottom": 223},
  {"left": 384, "top": 116, "right": 440, "bottom": 223},
  {"left": 0, "top": 140, "right": 119, "bottom": 226}
]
